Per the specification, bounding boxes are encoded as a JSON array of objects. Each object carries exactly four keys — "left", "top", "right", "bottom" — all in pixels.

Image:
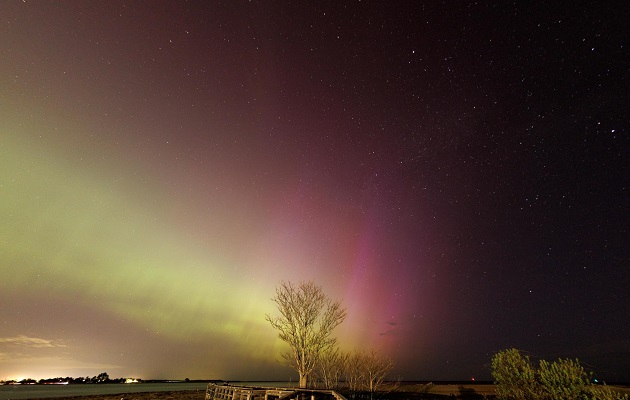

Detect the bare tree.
[
  {"left": 345, "top": 350, "right": 395, "bottom": 394},
  {"left": 344, "top": 351, "right": 364, "bottom": 392},
  {"left": 266, "top": 281, "right": 347, "bottom": 388},
  {"left": 315, "top": 346, "right": 348, "bottom": 389},
  {"left": 361, "top": 350, "right": 394, "bottom": 393}
]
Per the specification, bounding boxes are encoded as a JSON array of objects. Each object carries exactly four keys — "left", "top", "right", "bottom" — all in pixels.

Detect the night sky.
[{"left": 1, "top": 1, "right": 629, "bottom": 383}]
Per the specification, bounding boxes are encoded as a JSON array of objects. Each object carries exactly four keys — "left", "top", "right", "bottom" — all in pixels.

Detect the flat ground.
[
  {"left": 380, "top": 383, "right": 495, "bottom": 399},
  {"left": 32, "top": 386, "right": 493, "bottom": 400},
  {"left": 33, "top": 390, "right": 206, "bottom": 400},
  {"left": 30, "top": 383, "right": 630, "bottom": 400}
]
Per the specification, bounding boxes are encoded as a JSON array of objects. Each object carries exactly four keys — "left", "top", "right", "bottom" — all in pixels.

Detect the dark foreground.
[
  {"left": 21, "top": 391, "right": 206, "bottom": 400},
  {"left": 25, "top": 385, "right": 497, "bottom": 400},
  {"left": 17, "top": 383, "right": 630, "bottom": 400},
  {"left": 368, "top": 383, "right": 496, "bottom": 399}
]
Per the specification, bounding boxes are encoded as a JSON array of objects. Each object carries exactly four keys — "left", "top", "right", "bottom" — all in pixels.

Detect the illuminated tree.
[
  {"left": 491, "top": 348, "right": 538, "bottom": 400},
  {"left": 266, "top": 281, "right": 346, "bottom": 388},
  {"left": 315, "top": 346, "right": 348, "bottom": 389},
  {"left": 360, "top": 349, "right": 395, "bottom": 393},
  {"left": 345, "top": 349, "right": 395, "bottom": 394},
  {"left": 491, "top": 348, "right": 629, "bottom": 400}
]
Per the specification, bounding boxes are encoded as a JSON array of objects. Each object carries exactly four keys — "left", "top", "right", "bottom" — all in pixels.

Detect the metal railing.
[{"left": 206, "top": 383, "right": 347, "bottom": 400}]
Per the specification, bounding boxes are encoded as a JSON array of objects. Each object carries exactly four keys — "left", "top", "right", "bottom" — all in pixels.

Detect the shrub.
[
  {"left": 491, "top": 348, "right": 538, "bottom": 400},
  {"left": 491, "top": 348, "right": 628, "bottom": 400},
  {"left": 537, "top": 358, "right": 590, "bottom": 400}
]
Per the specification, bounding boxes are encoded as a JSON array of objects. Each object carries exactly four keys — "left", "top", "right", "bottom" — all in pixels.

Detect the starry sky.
[{"left": 1, "top": 1, "right": 629, "bottom": 383}]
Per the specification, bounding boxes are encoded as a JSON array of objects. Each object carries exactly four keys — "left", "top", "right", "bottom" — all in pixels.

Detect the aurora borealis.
[{"left": 1, "top": 1, "right": 629, "bottom": 382}]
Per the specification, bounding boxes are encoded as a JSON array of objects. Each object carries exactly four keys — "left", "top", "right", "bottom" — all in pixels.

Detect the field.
[
  {"left": 381, "top": 383, "right": 496, "bottom": 399},
  {"left": 26, "top": 390, "right": 206, "bottom": 400},
  {"left": 24, "top": 383, "right": 630, "bottom": 400},
  {"left": 12, "top": 384, "right": 495, "bottom": 400}
]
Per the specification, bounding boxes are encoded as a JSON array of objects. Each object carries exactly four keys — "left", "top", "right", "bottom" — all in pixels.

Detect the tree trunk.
[{"left": 299, "top": 373, "right": 307, "bottom": 389}]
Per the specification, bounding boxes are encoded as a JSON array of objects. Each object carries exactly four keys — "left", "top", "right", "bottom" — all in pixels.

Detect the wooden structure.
[{"left": 205, "top": 383, "right": 347, "bottom": 400}]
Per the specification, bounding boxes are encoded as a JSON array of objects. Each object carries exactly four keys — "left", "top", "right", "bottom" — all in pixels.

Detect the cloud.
[
  {"left": 0, "top": 335, "right": 66, "bottom": 348},
  {"left": 378, "top": 320, "right": 400, "bottom": 336}
]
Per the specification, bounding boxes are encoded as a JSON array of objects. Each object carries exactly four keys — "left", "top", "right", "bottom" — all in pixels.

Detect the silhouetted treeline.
[{"left": 1, "top": 372, "right": 143, "bottom": 385}]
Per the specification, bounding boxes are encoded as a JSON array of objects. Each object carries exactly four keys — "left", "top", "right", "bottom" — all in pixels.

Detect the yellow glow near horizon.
[
  {"left": 1, "top": 106, "right": 398, "bottom": 381},
  {"left": 1, "top": 124, "right": 292, "bottom": 378}
]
